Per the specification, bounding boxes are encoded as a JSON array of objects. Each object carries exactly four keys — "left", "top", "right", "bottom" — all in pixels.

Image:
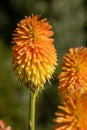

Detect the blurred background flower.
[
  {"left": 53, "top": 90, "right": 87, "bottom": 130},
  {"left": 58, "top": 47, "right": 87, "bottom": 93},
  {"left": 0, "top": 120, "right": 6, "bottom": 130},
  {"left": 0, "top": 0, "right": 87, "bottom": 130},
  {"left": 0, "top": 119, "right": 16, "bottom": 130}
]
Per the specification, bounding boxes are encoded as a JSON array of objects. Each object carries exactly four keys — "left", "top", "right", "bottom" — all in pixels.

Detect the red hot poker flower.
[
  {"left": 53, "top": 90, "right": 87, "bottom": 130},
  {"left": 12, "top": 14, "right": 57, "bottom": 91},
  {"left": 58, "top": 47, "right": 87, "bottom": 93}
]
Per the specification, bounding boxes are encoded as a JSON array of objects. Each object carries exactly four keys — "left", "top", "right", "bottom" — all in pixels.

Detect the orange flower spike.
[
  {"left": 53, "top": 90, "right": 87, "bottom": 130},
  {"left": 58, "top": 47, "right": 87, "bottom": 93},
  {"left": 12, "top": 14, "right": 57, "bottom": 91}
]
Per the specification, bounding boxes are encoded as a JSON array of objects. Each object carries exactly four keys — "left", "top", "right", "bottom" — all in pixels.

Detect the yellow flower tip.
[
  {"left": 12, "top": 14, "right": 57, "bottom": 92},
  {"left": 58, "top": 46, "right": 87, "bottom": 94},
  {"left": 53, "top": 90, "right": 87, "bottom": 130}
]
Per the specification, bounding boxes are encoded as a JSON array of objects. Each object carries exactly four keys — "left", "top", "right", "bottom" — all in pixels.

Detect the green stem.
[{"left": 29, "top": 91, "right": 37, "bottom": 130}]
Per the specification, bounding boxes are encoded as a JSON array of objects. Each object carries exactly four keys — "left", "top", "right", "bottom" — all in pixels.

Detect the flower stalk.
[{"left": 29, "top": 91, "right": 37, "bottom": 130}]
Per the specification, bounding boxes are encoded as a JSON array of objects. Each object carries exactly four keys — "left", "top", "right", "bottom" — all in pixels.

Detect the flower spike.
[
  {"left": 53, "top": 90, "right": 87, "bottom": 130},
  {"left": 58, "top": 47, "right": 87, "bottom": 93},
  {"left": 12, "top": 14, "right": 57, "bottom": 92}
]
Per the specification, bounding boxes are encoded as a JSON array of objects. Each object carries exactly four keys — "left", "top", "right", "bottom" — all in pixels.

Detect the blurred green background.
[{"left": 0, "top": 0, "right": 87, "bottom": 130}]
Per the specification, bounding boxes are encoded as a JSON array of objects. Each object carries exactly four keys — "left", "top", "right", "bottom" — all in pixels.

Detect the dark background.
[{"left": 0, "top": 0, "right": 87, "bottom": 130}]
